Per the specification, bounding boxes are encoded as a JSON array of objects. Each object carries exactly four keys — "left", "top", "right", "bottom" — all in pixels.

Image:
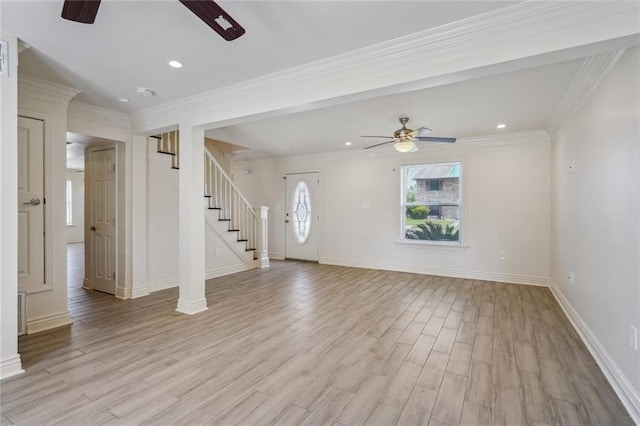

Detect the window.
[
  {"left": 428, "top": 180, "right": 442, "bottom": 191},
  {"left": 292, "top": 181, "right": 311, "bottom": 244},
  {"left": 402, "top": 162, "right": 461, "bottom": 243},
  {"left": 66, "top": 180, "right": 73, "bottom": 226}
]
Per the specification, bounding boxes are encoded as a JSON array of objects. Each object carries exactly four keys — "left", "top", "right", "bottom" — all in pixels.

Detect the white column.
[
  {"left": 130, "top": 134, "right": 149, "bottom": 298},
  {"left": 257, "top": 206, "right": 270, "bottom": 268},
  {"left": 176, "top": 123, "right": 208, "bottom": 314},
  {"left": 0, "top": 34, "right": 24, "bottom": 379}
]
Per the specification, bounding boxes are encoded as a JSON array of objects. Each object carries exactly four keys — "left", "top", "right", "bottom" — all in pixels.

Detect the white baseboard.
[
  {"left": 549, "top": 280, "right": 640, "bottom": 424},
  {"left": 147, "top": 264, "right": 252, "bottom": 295},
  {"left": 131, "top": 286, "right": 150, "bottom": 299},
  {"left": 205, "top": 263, "right": 251, "bottom": 280},
  {"left": 27, "top": 311, "right": 73, "bottom": 334},
  {"left": 176, "top": 298, "right": 208, "bottom": 315},
  {"left": 269, "top": 250, "right": 285, "bottom": 260},
  {"left": 320, "top": 257, "right": 550, "bottom": 287},
  {"left": 115, "top": 286, "right": 128, "bottom": 300},
  {"left": 148, "top": 278, "right": 179, "bottom": 293},
  {"left": 82, "top": 278, "right": 92, "bottom": 290},
  {"left": 0, "top": 354, "right": 24, "bottom": 380}
]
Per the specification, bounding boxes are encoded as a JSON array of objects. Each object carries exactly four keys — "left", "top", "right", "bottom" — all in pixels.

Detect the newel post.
[{"left": 257, "top": 206, "right": 270, "bottom": 268}]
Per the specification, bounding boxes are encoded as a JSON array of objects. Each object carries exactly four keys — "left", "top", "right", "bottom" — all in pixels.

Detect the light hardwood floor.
[{"left": 0, "top": 244, "right": 633, "bottom": 425}]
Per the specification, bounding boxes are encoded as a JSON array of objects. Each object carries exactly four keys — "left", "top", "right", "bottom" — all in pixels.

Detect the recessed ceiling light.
[
  {"left": 117, "top": 97, "right": 130, "bottom": 103},
  {"left": 169, "top": 60, "right": 183, "bottom": 68},
  {"left": 496, "top": 123, "right": 506, "bottom": 129},
  {"left": 345, "top": 141, "right": 352, "bottom": 146},
  {"left": 136, "top": 87, "right": 156, "bottom": 97}
]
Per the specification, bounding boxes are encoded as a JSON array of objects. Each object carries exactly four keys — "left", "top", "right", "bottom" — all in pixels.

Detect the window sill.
[{"left": 396, "top": 240, "right": 470, "bottom": 249}]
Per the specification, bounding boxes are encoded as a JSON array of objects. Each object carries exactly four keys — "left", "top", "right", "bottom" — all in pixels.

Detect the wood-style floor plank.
[{"left": 0, "top": 244, "right": 632, "bottom": 425}]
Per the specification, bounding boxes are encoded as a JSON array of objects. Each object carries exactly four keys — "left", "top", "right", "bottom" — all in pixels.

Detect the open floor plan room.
[{"left": 1, "top": 261, "right": 632, "bottom": 425}]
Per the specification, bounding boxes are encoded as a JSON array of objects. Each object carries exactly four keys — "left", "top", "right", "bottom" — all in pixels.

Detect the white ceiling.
[
  {"left": 210, "top": 58, "right": 583, "bottom": 160},
  {"left": 3, "top": 0, "right": 515, "bottom": 113},
  {"left": 5, "top": 1, "right": 638, "bottom": 162}
]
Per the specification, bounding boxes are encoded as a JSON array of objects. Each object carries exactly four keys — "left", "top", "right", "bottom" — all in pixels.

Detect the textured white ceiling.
[{"left": 3, "top": 0, "right": 515, "bottom": 113}]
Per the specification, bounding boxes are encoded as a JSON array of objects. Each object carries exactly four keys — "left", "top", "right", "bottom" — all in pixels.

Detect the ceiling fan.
[
  {"left": 61, "top": 0, "right": 245, "bottom": 41},
  {"left": 362, "top": 117, "right": 456, "bottom": 152}
]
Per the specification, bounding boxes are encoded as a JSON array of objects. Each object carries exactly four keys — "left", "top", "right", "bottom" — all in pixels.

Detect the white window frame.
[{"left": 399, "top": 158, "right": 467, "bottom": 247}]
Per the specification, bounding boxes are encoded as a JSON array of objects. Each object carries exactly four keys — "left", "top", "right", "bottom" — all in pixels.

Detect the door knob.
[
  {"left": 90, "top": 226, "right": 96, "bottom": 231},
  {"left": 23, "top": 198, "right": 41, "bottom": 206}
]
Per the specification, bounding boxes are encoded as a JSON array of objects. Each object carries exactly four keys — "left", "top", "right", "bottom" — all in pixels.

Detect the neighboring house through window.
[{"left": 402, "top": 162, "right": 462, "bottom": 243}]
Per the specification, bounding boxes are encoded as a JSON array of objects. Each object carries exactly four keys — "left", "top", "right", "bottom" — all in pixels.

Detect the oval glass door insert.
[{"left": 292, "top": 181, "right": 311, "bottom": 244}]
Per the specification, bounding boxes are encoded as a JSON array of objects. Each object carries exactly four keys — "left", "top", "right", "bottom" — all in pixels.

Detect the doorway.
[{"left": 284, "top": 172, "right": 319, "bottom": 261}]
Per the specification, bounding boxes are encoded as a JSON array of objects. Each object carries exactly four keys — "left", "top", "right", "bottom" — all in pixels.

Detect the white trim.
[
  {"left": 26, "top": 311, "right": 73, "bottom": 334},
  {"left": 146, "top": 263, "right": 252, "bottom": 295},
  {"left": 204, "top": 263, "right": 251, "bottom": 281},
  {"left": 320, "top": 257, "right": 550, "bottom": 287},
  {"left": 115, "top": 286, "right": 129, "bottom": 300},
  {"left": 547, "top": 50, "right": 625, "bottom": 133},
  {"left": 176, "top": 298, "right": 208, "bottom": 315},
  {"left": 18, "top": 75, "right": 80, "bottom": 105},
  {"left": 148, "top": 278, "right": 179, "bottom": 294},
  {"left": 549, "top": 280, "right": 640, "bottom": 424},
  {"left": 131, "top": 286, "right": 150, "bottom": 299},
  {"left": 67, "top": 101, "right": 130, "bottom": 130},
  {"left": 0, "top": 355, "right": 25, "bottom": 380},
  {"left": 269, "top": 250, "right": 285, "bottom": 260},
  {"left": 82, "top": 278, "right": 92, "bottom": 290},
  {"left": 131, "top": 2, "right": 640, "bottom": 133}
]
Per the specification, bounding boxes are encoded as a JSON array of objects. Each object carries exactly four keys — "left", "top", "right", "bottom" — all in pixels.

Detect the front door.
[
  {"left": 285, "top": 172, "right": 319, "bottom": 261},
  {"left": 17, "top": 116, "right": 45, "bottom": 291},
  {"left": 87, "top": 147, "right": 116, "bottom": 294}
]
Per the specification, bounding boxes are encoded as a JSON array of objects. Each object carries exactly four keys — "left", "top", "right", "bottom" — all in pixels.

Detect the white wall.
[
  {"left": 0, "top": 33, "right": 24, "bottom": 379},
  {"left": 18, "top": 77, "right": 79, "bottom": 334},
  {"left": 146, "top": 139, "right": 252, "bottom": 292},
  {"left": 66, "top": 169, "right": 84, "bottom": 243},
  {"left": 551, "top": 47, "right": 640, "bottom": 408},
  {"left": 232, "top": 132, "right": 551, "bottom": 285}
]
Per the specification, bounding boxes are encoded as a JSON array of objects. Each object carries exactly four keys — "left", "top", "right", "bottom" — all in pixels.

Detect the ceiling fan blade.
[
  {"left": 361, "top": 135, "right": 393, "bottom": 139},
  {"left": 416, "top": 136, "right": 457, "bottom": 143},
  {"left": 408, "top": 127, "right": 432, "bottom": 138},
  {"left": 364, "top": 140, "right": 394, "bottom": 150},
  {"left": 61, "top": 0, "right": 101, "bottom": 24},
  {"left": 179, "top": 0, "right": 245, "bottom": 41}
]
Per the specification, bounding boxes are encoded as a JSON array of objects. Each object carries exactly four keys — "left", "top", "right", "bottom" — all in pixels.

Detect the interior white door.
[
  {"left": 17, "top": 116, "right": 45, "bottom": 291},
  {"left": 87, "top": 147, "right": 116, "bottom": 294},
  {"left": 285, "top": 172, "right": 319, "bottom": 261}
]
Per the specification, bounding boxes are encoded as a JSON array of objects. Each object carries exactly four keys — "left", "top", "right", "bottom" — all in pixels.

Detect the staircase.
[{"left": 153, "top": 131, "right": 269, "bottom": 268}]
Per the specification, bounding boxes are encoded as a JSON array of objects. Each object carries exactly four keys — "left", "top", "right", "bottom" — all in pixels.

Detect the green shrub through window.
[{"left": 402, "top": 162, "right": 461, "bottom": 243}]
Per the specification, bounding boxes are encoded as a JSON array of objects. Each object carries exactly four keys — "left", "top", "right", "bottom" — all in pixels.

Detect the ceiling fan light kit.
[
  {"left": 394, "top": 141, "right": 416, "bottom": 153},
  {"left": 362, "top": 117, "right": 457, "bottom": 152}
]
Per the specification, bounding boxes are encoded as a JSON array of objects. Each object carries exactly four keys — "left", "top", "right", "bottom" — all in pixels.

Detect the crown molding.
[
  {"left": 18, "top": 74, "right": 80, "bottom": 105},
  {"left": 68, "top": 100, "right": 131, "bottom": 130},
  {"left": 132, "top": 1, "right": 640, "bottom": 134},
  {"left": 231, "top": 130, "right": 550, "bottom": 167},
  {"left": 547, "top": 50, "right": 625, "bottom": 133}
]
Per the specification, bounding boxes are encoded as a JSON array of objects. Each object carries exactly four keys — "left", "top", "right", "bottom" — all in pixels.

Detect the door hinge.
[
  {"left": 283, "top": 176, "right": 286, "bottom": 180},
  {"left": 43, "top": 197, "right": 46, "bottom": 204}
]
